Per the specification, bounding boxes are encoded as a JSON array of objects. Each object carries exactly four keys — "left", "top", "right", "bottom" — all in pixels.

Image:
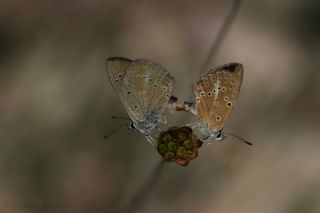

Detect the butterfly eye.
[
  {"left": 128, "top": 122, "right": 136, "bottom": 130},
  {"left": 216, "top": 132, "right": 223, "bottom": 140}
]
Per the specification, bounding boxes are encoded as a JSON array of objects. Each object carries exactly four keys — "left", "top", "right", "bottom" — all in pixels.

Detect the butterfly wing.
[
  {"left": 193, "top": 63, "right": 243, "bottom": 132},
  {"left": 106, "top": 57, "right": 175, "bottom": 129},
  {"left": 121, "top": 59, "right": 175, "bottom": 125},
  {"left": 106, "top": 56, "right": 133, "bottom": 99}
]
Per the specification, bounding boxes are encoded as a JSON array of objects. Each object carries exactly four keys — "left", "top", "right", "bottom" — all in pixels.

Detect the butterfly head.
[{"left": 127, "top": 121, "right": 137, "bottom": 130}]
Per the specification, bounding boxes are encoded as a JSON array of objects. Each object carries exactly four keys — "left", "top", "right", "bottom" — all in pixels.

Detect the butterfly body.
[{"left": 106, "top": 57, "right": 175, "bottom": 144}]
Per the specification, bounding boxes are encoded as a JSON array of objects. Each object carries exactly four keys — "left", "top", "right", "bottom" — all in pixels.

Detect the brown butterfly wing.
[{"left": 193, "top": 63, "right": 243, "bottom": 132}]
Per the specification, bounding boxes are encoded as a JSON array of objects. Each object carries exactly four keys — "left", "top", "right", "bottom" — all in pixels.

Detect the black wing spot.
[{"left": 223, "top": 63, "right": 239, "bottom": 72}]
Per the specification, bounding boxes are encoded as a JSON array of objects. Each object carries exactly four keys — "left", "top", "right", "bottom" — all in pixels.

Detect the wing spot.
[
  {"left": 134, "top": 105, "right": 138, "bottom": 110},
  {"left": 222, "top": 87, "right": 226, "bottom": 92},
  {"left": 218, "top": 86, "right": 221, "bottom": 90},
  {"left": 226, "top": 101, "right": 232, "bottom": 108},
  {"left": 207, "top": 92, "right": 212, "bottom": 96},
  {"left": 200, "top": 92, "right": 206, "bottom": 97},
  {"left": 196, "top": 97, "right": 200, "bottom": 103},
  {"left": 136, "top": 75, "right": 141, "bottom": 79},
  {"left": 149, "top": 78, "right": 153, "bottom": 82},
  {"left": 224, "top": 96, "right": 228, "bottom": 101},
  {"left": 161, "top": 86, "right": 167, "bottom": 92},
  {"left": 216, "top": 115, "right": 221, "bottom": 121},
  {"left": 213, "top": 89, "right": 216, "bottom": 93},
  {"left": 127, "top": 91, "right": 131, "bottom": 95},
  {"left": 115, "top": 78, "right": 119, "bottom": 82},
  {"left": 165, "top": 94, "right": 170, "bottom": 99},
  {"left": 153, "top": 84, "right": 158, "bottom": 88},
  {"left": 142, "top": 75, "right": 146, "bottom": 79},
  {"left": 118, "top": 73, "right": 123, "bottom": 78}
]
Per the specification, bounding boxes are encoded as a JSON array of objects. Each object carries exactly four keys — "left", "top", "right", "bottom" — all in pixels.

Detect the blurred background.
[{"left": 1, "top": 0, "right": 320, "bottom": 212}]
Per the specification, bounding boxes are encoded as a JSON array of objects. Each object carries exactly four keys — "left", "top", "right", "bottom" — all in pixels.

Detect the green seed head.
[
  {"left": 176, "top": 146, "right": 186, "bottom": 156},
  {"left": 157, "top": 126, "right": 203, "bottom": 166},
  {"left": 167, "top": 141, "right": 177, "bottom": 152},
  {"left": 183, "top": 139, "right": 193, "bottom": 150},
  {"left": 194, "top": 140, "right": 203, "bottom": 148},
  {"left": 162, "top": 134, "right": 172, "bottom": 143},
  {"left": 164, "top": 152, "right": 175, "bottom": 162},
  {"left": 184, "top": 150, "right": 198, "bottom": 160},
  {"left": 178, "top": 132, "right": 187, "bottom": 141},
  {"left": 158, "top": 143, "right": 168, "bottom": 155}
]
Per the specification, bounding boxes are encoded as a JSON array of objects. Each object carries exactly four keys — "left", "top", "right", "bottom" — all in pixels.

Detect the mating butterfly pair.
[{"left": 106, "top": 57, "right": 250, "bottom": 146}]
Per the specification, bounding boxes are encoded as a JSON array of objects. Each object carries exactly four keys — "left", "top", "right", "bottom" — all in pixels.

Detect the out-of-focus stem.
[
  {"left": 126, "top": 160, "right": 166, "bottom": 213},
  {"left": 199, "top": 0, "right": 242, "bottom": 75}
]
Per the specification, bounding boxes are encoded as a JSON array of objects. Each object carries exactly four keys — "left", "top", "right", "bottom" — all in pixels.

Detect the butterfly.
[
  {"left": 172, "top": 63, "right": 251, "bottom": 145},
  {"left": 106, "top": 57, "right": 175, "bottom": 145}
]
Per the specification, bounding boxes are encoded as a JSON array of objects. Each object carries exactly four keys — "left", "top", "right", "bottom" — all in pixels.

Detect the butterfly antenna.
[
  {"left": 104, "top": 124, "right": 127, "bottom": 139},
  {"left": 225, "top": 132, "right": 253, "bottom": 146},
  {"left": 111, "top": 116, "right": 131, "bottom": 121},
  {"left": 104, "top": 116, "right": 130, "bottom": 139}
]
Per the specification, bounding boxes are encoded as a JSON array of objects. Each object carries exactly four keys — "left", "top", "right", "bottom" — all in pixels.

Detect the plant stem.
[
  {"left": 199, "top": 0, "right": 243, "bottom": 75},
  {"left": 127, "top": 160, "right": 166, "bottom": 213}
]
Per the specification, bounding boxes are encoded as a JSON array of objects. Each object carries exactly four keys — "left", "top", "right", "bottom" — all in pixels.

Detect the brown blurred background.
[{"left": 1, "top": 0, "right": 320, "bottom": 212}]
